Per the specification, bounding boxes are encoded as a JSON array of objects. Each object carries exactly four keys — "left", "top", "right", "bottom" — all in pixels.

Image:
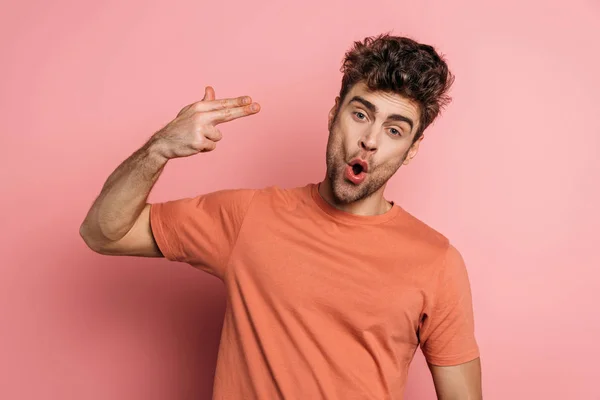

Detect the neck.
[{"left": 318, "top": 176, "right": 392, "bottom": 216}]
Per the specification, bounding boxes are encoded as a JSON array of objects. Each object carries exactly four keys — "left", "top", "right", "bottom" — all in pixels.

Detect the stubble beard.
[{"left": 325, "top": 129, "right": 405, "bottom": 205}]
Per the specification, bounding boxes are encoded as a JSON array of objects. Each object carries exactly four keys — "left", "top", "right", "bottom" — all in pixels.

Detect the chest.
[{"left": 227, "top": 210, "right": 430, "bottom": 337}]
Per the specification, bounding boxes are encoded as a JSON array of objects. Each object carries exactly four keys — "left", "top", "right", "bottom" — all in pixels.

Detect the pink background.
[{"left": 1, "top": 0, "right": 599, "bottom": 399}]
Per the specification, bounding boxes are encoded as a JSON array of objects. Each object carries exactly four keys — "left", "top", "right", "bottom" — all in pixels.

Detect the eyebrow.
[{"left": 349, "top": 95, "right": 415, "bottom": 132}]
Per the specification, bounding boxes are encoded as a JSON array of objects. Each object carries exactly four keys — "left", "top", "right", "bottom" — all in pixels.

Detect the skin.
[
  {"left": 79, "top": 86, "right": 260, "bottom": 256},
  {"left": 79, "top": 84, "right": 482, "bottom": 399},
  {"left": 320, "top": 81, "right": 422, "bottom": 215},
  {"left": 429, "top": 358, "right": 483, "bottom": 400}
]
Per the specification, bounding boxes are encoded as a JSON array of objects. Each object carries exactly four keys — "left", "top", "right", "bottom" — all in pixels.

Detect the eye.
[
  {"left": 389, "top": 127, "right": 402, "bottom": 136},
  {"left": 354, "top": 111, "right": 366, "bottom": 120}
]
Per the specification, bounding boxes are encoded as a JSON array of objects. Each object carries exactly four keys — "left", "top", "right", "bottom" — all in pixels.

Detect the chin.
[{"left": 331, "top": 177, "right": 370, "bottom": 204}]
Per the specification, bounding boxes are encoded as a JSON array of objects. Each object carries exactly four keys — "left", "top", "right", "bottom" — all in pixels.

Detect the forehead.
[{"left": 344, "top": 82, "right": 420, "bottom": 124}]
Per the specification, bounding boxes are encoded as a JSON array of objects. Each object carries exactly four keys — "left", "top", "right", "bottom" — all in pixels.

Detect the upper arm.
[
  {"left": 419, "top": 244, "right": 479, "bottom": 365},
  {"left": 91, "top": 204, "right": 164, "bottom": 257},
  {"left": 418, "top": 244, "right": 481, "bottom": 398},
  {"left": 429, "top": 357, "right": 482, "bottom": 400}
]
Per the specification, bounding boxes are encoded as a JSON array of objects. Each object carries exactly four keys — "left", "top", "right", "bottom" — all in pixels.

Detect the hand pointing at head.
[{"left": 150, "top": 86, "right": 260, "bottom": 160}]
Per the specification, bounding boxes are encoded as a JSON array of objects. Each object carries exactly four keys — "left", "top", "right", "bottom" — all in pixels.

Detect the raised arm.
[{"left": 79, "top": 86, "right": 260, "bottom": 257}]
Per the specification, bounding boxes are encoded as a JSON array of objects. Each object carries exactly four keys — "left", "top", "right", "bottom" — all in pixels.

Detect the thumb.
[{"left": 202, "top": 86, "right": 215, "bottom": 101}]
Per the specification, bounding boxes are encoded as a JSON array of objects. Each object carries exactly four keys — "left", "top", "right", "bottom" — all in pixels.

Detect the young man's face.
[{"left": 325, "top": 81, "right": 423, "bottom": 204}]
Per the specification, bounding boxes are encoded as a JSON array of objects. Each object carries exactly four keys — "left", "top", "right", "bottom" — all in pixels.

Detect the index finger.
[
  {"left": 206, "top": 103, "right": 261, "bottom": 124},
  {"left": 194, "top": 96, "right": 252, "bottom": 112}
]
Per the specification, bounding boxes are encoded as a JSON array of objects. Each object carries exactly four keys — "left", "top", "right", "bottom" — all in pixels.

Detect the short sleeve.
[
  {"left": 419, "top": 244, "right": 480, "bottom": 366},
  {"left": 149, "top": 188, "right": 257, "bottom": 279}
]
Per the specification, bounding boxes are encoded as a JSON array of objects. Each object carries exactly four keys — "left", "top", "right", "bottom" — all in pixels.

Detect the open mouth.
[
  {"left": 345, "top": 158, "right": 368, "bottom": 185},
  {"left": 352, "top": 163, "right": 364, "bottom": 175},
  {"left": 349, "top": 158, "right": 368, "bottom": 174}
]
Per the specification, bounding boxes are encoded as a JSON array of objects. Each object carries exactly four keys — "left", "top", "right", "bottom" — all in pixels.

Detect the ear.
[
  {"left": 403, "top": 135, "right": 424, "bottom": 165},
  {"left": 328, "top": 96, "right": 341, "bottom": 129}
]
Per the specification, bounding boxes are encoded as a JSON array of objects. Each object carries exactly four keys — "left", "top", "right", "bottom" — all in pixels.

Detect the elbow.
[{"left": 79, "top": 221, "right": 107, "bottom": 254}]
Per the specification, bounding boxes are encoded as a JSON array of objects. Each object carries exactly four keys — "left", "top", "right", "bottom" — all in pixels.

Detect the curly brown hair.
[{"left": 339, "top": 34, "right": 455, "bottom": 142}]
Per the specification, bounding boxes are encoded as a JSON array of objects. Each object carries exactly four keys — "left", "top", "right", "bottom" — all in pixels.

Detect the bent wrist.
[{"left": 143, "top": 136, "right": 170, "bottom": 165}]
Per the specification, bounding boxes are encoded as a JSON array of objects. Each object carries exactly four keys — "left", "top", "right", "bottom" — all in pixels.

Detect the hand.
[{"left": 150, "top": 86, "right": 260, "bottom": 159}]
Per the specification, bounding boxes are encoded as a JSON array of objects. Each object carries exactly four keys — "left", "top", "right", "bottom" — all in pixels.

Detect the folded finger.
[{"left": 203, "top": 127, "right": 223, "bottom": 142}]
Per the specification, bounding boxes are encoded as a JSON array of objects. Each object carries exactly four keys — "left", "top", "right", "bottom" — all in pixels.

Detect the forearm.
[
  {"left": 430, "top": 358, "right": 482, "bottom": 400},
  {"left": 80, "top": 138, "right": 167, "bottom": 248}
]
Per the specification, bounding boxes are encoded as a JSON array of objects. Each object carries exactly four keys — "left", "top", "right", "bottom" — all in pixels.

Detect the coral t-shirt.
[{"left": 149, "top": 183, "right": 479, "bottom": 399}]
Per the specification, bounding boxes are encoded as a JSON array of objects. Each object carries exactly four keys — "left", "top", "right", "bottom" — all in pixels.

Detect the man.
[{"left": 80, "top": 34, "right": 482, "bottom": 399}]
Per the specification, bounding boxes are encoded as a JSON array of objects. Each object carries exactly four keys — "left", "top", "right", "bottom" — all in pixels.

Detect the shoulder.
[
  {"left": 392, "top": 207, "right": 450, "bottom": 256},
  {"left": 150, "top": 186, "right": 260, "bottom": 220},
  {"left": 255, "top": 183, "right": 312, "bottom": 197},
  {"left": 248, "top": 183, "right": 313, "bottom": 207},
  {"left": 388, "top": 207, "right": 469, "bottom": 277},
  {"left": 158, "top": 183, "right": 310, "bottom": 210}
]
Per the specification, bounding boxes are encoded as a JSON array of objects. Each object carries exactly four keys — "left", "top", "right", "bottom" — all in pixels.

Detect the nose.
[{"left": 358, "top": 130, "right": 378, "bottom": 153}]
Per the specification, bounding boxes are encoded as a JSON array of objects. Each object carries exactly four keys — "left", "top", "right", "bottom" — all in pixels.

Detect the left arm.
[
  {"left": 429, "top": 357, "right": 482, "bottom": 400},
  {"left": 419, "top": 244, "right": 482, "bottom": 399}
]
